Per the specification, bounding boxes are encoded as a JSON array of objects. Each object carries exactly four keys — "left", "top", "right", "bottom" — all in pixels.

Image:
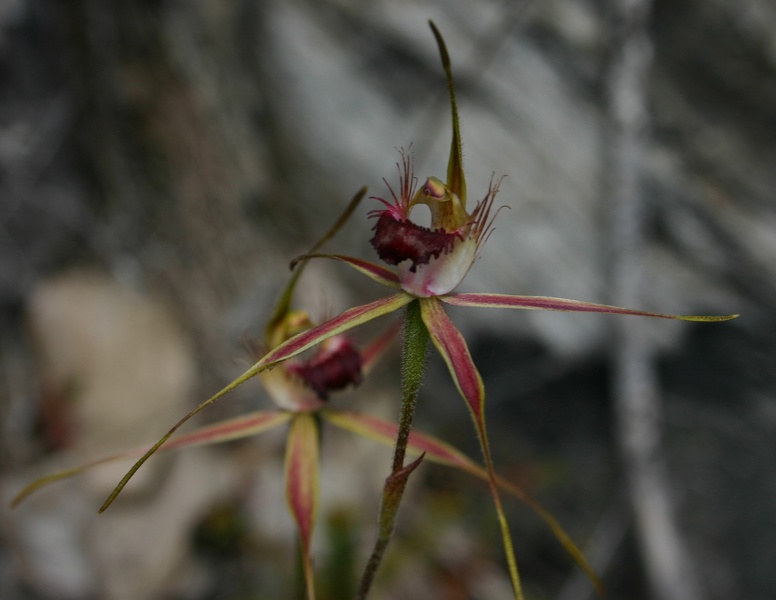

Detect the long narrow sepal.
[
  {"left": 12, "top": 450, "right": 145, "bottom": 509},
  {"left": 11, "top": 411, "right": 291, "bottom": 508},
  {"left": 291, "top": 253, "right": 401, "bottom": 289},
  {"left": 257, "top": 292, "right": 412, "bottom": 367},
  {"left": 442, "top": 293, "right": 739, "bottom": 322},
  {"left": 162, "top": 410, "right": 292, "bottom": 450},
  {"left": 99, "top": 292, "right": 412, "bottom": 513},
  {"left": 419, "top": 299, "right": 486, "bottom": 421},
  {"left": 360, "top": 320, "right": 401, "bottom": 375},
  {"left": 285, "top": 413, "right": 320, "bottom": 600},
  {"left": 495, "top": 475, "right": 604, "bottom": 595},
  {"left": 269, "top": 187, "right": 368, "bottom": 337},
  {"left": 300, "top": 187, "right": 368, "bottom": 258},
  {"left": 429, "top": 21, "right": 466, "bottom": 204},
  {"left": 419, "top": 297, "right": 524, "bottom": 600},
  {"left": 324, "top": 410, "right": 479, "bottom": 473},
  {"left": 323, "top": 409, "right": 603, "bottom": 594}
]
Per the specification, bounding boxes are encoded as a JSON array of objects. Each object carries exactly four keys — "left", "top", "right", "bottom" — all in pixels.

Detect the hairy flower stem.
[
  {"left": 393, "top": 300, "right": 430, "bottom": 471},
  {"left": 356, "top": 300, "right": 429, "bottom": 599}
]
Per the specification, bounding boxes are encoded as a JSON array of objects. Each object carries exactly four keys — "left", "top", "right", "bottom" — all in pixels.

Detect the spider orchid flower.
[
  {"left": 367, "top": 23, "right": 490, "bottom": 300},
  {"left": 285, "top": 23, "right": 737, "bottom": 597},
  {"left": 369, "top": 151, "right": 501, "bottom": 298},
  {"left": 19, "top": 21, "right": 737, "bottom": 600},
  {"left": 11, "top": 262, "right": 602, "bottom": 600}
]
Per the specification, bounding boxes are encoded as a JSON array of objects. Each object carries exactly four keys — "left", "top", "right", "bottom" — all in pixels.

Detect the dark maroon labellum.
[
  {"left": 286, "top": 339, "right": 363, "bottom": 399},
  {"left": 370, "top": 213, "right": 461, "bottom": 272}
]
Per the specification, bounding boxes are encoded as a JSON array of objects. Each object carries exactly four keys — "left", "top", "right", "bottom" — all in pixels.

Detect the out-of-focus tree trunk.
[{"left": 607, "top": 1, "right": 704, "bottom": 599}]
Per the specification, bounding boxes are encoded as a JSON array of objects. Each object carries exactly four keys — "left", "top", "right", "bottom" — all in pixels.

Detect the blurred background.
[{"left": 1, "top": 0, "right": 774, "bottom": 599}]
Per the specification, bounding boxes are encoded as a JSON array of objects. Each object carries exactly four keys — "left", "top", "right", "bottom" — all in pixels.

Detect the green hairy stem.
[{"left": 356, "top": 300, "right": 430, "bottom": 599}]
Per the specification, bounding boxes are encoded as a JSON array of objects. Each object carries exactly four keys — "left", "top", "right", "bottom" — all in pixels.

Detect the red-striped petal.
[
  {"left": 291, "top": 253, "right": 401, "bottom": 289},
  {"left": 442, "top": 293, "right": 738, "bottom": 322},
  {"left": 419, "top": 298, "right": 485, "bottom": 426},
  {"left": 322, "top": 408, "right": 602, "bottom": 593},
  {"left": 12, "top": 411, "right": 290, "bottom": 507},
  {"left": 419, "top": 296, "right": 524, "bottom": 599},
  {"left": 285, "top": 413, "right": 320, "bottom": 599}
]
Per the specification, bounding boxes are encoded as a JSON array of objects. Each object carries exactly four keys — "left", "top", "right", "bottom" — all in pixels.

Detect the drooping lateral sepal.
[
  {"left": 419, "top": 297, "right": 525, "bottom": 600},
  {"left": 285, "top": 413, "right": 321, "bottom": 600},
  {"left": 419, "top": 298, "right": 485, "bottom": 422},
  {"left": 11, "top": 411, "right": 292, "bottom": 508},
  {"left": 323, "top": 408, "right": 603, "bottom": 595}
]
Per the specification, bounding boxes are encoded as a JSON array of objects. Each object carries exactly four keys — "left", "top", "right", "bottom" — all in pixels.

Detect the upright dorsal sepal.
[{"left": 429, "top": 21, "right": 466, "bottom": 206}]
